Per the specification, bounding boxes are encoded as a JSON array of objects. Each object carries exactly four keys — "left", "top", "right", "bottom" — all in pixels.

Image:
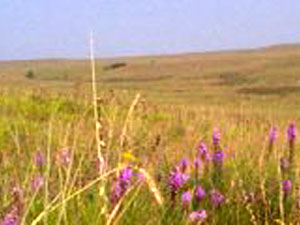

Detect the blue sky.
[{"left": 1, "top": 0, "right": 300, "bottom": 60}]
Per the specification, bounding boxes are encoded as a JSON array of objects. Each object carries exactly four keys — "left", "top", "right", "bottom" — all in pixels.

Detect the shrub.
[{"left": 25, "top": 69, "right": 35, "bottom": 79}]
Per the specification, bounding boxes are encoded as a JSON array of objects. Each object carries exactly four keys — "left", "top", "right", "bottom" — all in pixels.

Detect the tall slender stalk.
[
  {"left": 44, "top": 122, "right": 53, "bottom": 225},
  {"left": 90, "top": 32, "right": 105, "bottom": 175}
]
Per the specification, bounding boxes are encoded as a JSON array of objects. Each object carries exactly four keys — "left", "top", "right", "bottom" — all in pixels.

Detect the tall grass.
[
  {"left": 2, "top": 45, "right": 300, "bottom": 224},
  {"left": 0, "top": 85, "right": 299, "bottom": 224}
]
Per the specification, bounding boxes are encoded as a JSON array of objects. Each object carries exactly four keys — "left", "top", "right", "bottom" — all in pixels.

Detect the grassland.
[{"left": 1, "top": 44, "right": 300, "bottom": 224}]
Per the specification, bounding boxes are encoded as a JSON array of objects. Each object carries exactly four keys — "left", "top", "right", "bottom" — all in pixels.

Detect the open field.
[
  {"left": 2, "top": 44, "right": 300, "bottom": 106},
  {"left": 1, "top": 44, "right": 300, "bottom": 224}
]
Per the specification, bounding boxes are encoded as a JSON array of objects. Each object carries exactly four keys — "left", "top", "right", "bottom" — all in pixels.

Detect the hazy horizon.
[{"left": 1, "top": 0, "right": 300, "bottom": 60}]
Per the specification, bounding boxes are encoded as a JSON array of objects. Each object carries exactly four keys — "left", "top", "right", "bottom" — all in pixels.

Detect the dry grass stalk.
[
  {"left": 31, "top": 169, "right": 117, "bottom": 225},
  {"left": 139, "top": 168, "right": 163, "bottom": 206},
  {"left": 44, "top": 121, "right": 53, "bottom": 225},
  {"left": 111, "top": 184, "right": 143, "bottom": 225},
  {"left": 258, "top": 147, "right": 270, "bottom": 224},
  {"left": 90, "top": 32, "right": 105, "bottom": 175},
  {"left": 120, "top": 93, "right": 141, "bottom": 148},
  {"left": 106, "top": 182, "right": 141, "bottom": 225},
  {"left": 278, "top": 153, "right": 285, "bottom": 224}
]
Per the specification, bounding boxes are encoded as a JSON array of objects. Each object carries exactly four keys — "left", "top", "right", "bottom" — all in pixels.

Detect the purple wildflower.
[
  {"left": 287, "top": 123, "right": 296, "bottom": 165},
  {"left": 287, "top": 123, "right": 296, "bottom": 141},
  {"left": 111, "top": 180, "right": 127, "bottom": 204},
  {"left": 168, "top": 168, "right": 189, "bottom": 192},
  {"left": 213, "top": 150, "right": 224, "bottom": 180},
  {"left": 1, "top": 210, "right": 18, "bottom": 225},
  {"left": 1, "top": 205, "right": 19, "bottom": 225},
  {"left": 182, "top": 191, "right": 191, "bottom": 206},
  {"left": 269, "top": 127, "right": 277, "bottom": 143},
  {"left": 198, "top": 142, "right": 210, "bottom": 162},
  {"left": 195, "top": 185, "right": 206, "bottom": 201},
  {"left": 35, "top": 151, "right": 45, "bottom": 167},
  {"left": 198, "top": 142, "right": 208, "bottom": 156},
  {"left": 179, "top": 158, "right": 188, "bottom": 173},
  {"left": 212, "top": 129, "right": 221, "bottom": 146},
  {"left": 113, "top": 181, "right": 123, "bottom": 198},
  {"left": 204, "top": 153, "right": 211, "bottom": 162},
  {"left": 168, "top": 167, "right": 190, "bottom": 206},
  {"left": 194, "top": 158, "right": 201, "bottom": 170},
  {"left": 282, "top": 180, "right": 292, "bottom": 196},
  {"left": 267, "top": 126, "right": 278, "bottom": 157},
  {"left": 31, "top": 176, "right": 44, "bottom": 191},
  {"left": 213, "top": 150, "right": 224, "bottom": 163},
  {"left": 189, "top": 210, "right": 207, "bottom": 223},
  {"left": 111, "top": 168, "right": 133, "bottom": 205},
  {"left": 119, "top": 168, "right": 132, "bottom": 182},
  {"left": 210, "top": 190, "right": 225, "bottom": 207}
]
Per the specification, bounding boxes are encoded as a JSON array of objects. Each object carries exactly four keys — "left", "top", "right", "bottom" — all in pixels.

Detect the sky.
[{"left": 1, "top": 0, "right": 300, "bottom": 60}]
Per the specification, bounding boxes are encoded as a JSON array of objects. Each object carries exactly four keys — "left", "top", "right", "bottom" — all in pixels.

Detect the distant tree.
[
  {"left": 103, "top": 62, "right": 127, "bottom": 71},
  {"left": 25, "top": 69, "right": 35, "bottom": 79}
]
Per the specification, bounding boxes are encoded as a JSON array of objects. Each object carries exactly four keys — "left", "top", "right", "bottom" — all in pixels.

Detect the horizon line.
[{"left": 1, "top": 41, "right": 300, "bottom": 62}]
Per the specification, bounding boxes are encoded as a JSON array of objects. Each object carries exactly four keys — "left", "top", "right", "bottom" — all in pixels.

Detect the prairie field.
[{"left": 1, "top": 44, "right": 300, "bottom": 224}]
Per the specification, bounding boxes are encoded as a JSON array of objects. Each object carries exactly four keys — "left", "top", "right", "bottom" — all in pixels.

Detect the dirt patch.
[
  {"left": 103, "top": 75, "right": 173, "bottom": 83},
  {"left": 238, "top": 86, "right": 300, "bottom": 96}
]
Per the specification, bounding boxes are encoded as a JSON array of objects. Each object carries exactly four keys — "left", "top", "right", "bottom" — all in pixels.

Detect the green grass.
[{"left": 1, "top": 44, "right": 300, "bottom": 224}]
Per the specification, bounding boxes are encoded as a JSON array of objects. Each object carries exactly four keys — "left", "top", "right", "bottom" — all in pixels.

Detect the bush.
[{"left": 25, "top": 69, "right": 35, "bottom": 79}]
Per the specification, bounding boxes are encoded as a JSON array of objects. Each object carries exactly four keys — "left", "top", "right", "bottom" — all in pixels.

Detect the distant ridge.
[
  {"left": 182, "top": 43, "right": 300, "bottom": 56},
  {"left": 260, "top": 43, "right": 300, "bottom": 51},
  {"left": 1, "top": 42, "right": 300, "bottom": 62}
]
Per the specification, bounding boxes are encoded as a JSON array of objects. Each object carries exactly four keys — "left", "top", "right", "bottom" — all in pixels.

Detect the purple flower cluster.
[
  {"left": 179, "top": 158, "right": 188, "bottom": 173},
  {"left": 1, "top": 186, "right": 23, "bottom": 225},
  {"left": 198, "top": 142, "right": 208, "bottom": 156},
  {"left": 167, "top": 156, "right": 211, "bottom": 222},
  {"left": 31, "top": 176, "right": 44, "bottom": 192},
  {"left": 213, "top": 150, "right": 224, "bottom": 163},
  {"left": 182, "top": 191, "right": 191, "bottom": 207},
  {"left": 213, "top": 149, "right": 224, "bottom": 176},
  {"left": 119, "top": 167, "right": 132, "bottom": 182},
  {"left": 282, "top": 180, "right": 292, "bottom": 196},
  {"left": 287, "top": 123, "right": 297, "bottom": 165},
  {"left": 180, "top": 185, "right": 206, "bottom": 207},
  {"left": 198, "top": 142, "right": 210, "bottom": 162},
  {"left": 195, "top": 185, "right": 206, "bottom": 201},
  {"left": 212, "top": 129, "right": 221, "bottom": 147},
  {"left": 189, "top": 210, "right": 207, "bottom": 223},
  {"left": 194, "top": 158, "right": 201, "bottom": 170},
  {"left": 1, "top": 206, "right": 18, "bottom": 225},
  {"left": 173, "top": 180, "right": 208, "bottom": 221},
  {"left": 168, "top": 168, "right": 189, "bottom": 192},
  {"left": 287, "top": 123, "right": 296, "bottom": 141},
  {"left": 35, "top": 151, "right": 45, "bottom": 167},
  {"left": 166, "top": 131, "right": 227, "bottom": 221},
  {"left": 269, "top": 127, "right": 278, "bottom": 143},
  {"left": 271, "top": 123, "right": 297, "bottom": 172},
  {"left": 111, "top": 168, "right": 133, "bottom": 204},
  {"left": 32, "top": 152, "right": 46, "bottom": 194},
  {"left": 210, "top": 190, "right": 225, "bottom": 207},
  {"left": 178, "top": 185, "right": 208, "bottom": 221}
]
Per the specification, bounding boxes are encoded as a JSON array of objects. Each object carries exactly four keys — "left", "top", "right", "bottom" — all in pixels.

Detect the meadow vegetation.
[{"left": 1, "top": 44, "right": 300, "bottom": 224}]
